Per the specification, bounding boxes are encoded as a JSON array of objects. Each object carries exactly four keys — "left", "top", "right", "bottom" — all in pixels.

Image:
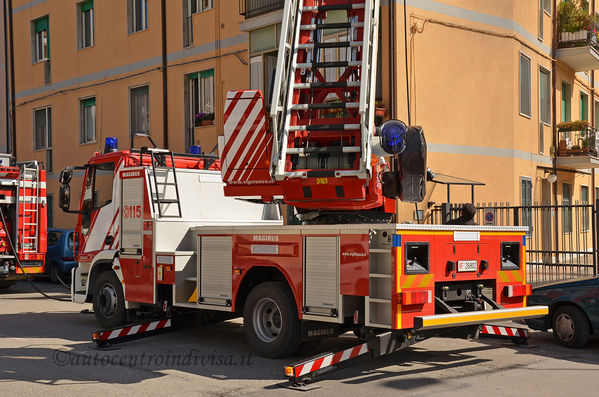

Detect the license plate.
[{"left": 457, "top": 260, "right": 478, "bottom": 272}]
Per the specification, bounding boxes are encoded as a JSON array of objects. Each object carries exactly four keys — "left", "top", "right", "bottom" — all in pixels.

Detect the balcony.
[
  {"left": 556, "top": 121, "right": 599, "bottom": 169},
  {"left": 239, "top": 0, "right": 284, "bottom": 19},
  {"left": 556, "top": 12, "right": 599, "bottom": 71}
]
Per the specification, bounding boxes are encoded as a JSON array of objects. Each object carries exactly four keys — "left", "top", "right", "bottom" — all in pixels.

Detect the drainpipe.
[
  {"left": 389, "top": 0, "right": 395, "bottom": 120},
  {"left": 161, "top": 0, "right": 169, "bottom": 149},
  {"left": 7, "top": 0, "right": 15, "bottom": 158},
  {"left": 3, "top": 0, "right": 10, "bottom": 153},
  {"left": 593, "top": 0, "right": 596, "bottom": 205},
  {"left": 552, "top": 0, "right": 559, "bottom": 263}
]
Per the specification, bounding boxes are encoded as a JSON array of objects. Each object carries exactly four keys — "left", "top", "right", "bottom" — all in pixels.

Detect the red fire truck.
[
  {"left": 0, "top": 154, "right": 47, "bottom": 289},
  {"left": 60, "top": 0, "right": 547, "bottom": 380}
]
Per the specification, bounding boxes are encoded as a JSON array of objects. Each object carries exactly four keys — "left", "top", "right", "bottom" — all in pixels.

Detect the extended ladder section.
[
  {"left": 18, "top": 163, "right": 40, "bottom": 253},
  {"left": 145, "top": 149, "right": 182, "bottom": 218},
  {"left": 270, "top": 0, "right": 380, "bottom": 181}
]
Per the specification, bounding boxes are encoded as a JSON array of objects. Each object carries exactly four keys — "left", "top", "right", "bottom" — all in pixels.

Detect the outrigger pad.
[{"left": 399, "top": 126, "right": 427, "bottom": 203}]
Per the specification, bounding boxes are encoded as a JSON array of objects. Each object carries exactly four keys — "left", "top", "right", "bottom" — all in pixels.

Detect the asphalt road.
[{"left": 1, "top": 280, "right": 599, "bottom": 396}]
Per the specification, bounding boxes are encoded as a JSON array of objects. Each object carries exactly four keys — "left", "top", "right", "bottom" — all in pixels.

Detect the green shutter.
[
  {"left": 200, "top": 69, "right": 214, "bottom": 78},
  {"left": 81, "top": 0, "right": 93, "bottom": 12},
  {"left": 82, "top": 97, "right": 96, "bottom": 107},
  {"left": 188, "top": 72, "right": 198, "bottom": 79},
  {"left": 34, "top": 16, "right": 48, "bottom": 33}
]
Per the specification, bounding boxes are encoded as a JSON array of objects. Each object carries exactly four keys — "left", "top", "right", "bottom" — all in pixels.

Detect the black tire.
[
  {"left": 243, "top": 281, "right": 301, "bottom": 358},
  {"left": 552, "top": 305, "right": 590, "bottom": 348},
  {"left": 92, "top": 270, "right": 127, "bottom": 329},
  {"left": 49, "top": 262, "right": 59, "bottom": 284}
]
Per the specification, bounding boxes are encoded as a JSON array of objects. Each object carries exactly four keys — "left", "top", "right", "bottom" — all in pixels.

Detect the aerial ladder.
[{"left": 219, "top": 0, "right": 426, "bottom": 216}]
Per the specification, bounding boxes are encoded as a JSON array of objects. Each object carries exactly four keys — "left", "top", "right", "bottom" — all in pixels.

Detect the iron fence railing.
[
  {"left": 239, "top": 0, "right": 284, "bottom": 18},
  {"left": 428, "top": 201, "right": 598, "bottom": 286}
]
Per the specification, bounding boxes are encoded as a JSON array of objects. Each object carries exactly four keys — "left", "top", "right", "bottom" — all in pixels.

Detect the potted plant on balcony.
[
  {"left": 195, "top": 112, "right": 215, "bottom": 127},
  {"left": 558, "top": 0, "right": 596, "bottom": 44}
]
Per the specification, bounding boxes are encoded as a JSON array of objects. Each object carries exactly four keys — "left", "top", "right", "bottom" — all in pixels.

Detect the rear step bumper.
[{"left": 414, "top": 306, "right": 548, "bottom": 330}]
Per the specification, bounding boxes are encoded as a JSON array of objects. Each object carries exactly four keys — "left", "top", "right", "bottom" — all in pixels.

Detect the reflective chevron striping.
[
  {"left": 401, "top": 274, "right": 434, "bottom": 289},
  {"left": 481, "top": 324, "right": 528, "bottom": 339},
  {"left": 287, "top": 343, "right": 369, "bottom": 378},
  {"left": 98, "top": 319, "right": 172, "bottom": 341}
]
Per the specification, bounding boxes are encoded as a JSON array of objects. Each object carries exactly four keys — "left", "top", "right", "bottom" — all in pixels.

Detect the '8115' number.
[{"left": 123, "top": 205, "right": 142, "bottom": 219}]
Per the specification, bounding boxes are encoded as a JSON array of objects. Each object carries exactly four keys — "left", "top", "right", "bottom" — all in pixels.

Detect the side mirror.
[
  {"left": 59, "top": 184, "right": 71, "bottom": 212},
  {"left": 59, "top": 168, "right": 73, "bottom": 184}
]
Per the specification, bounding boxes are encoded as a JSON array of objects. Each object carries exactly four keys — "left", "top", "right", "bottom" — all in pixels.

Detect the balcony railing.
[
  {"left": 557, "top": 17, "right": 599, "bottom": 71},
  {"left": 239, "top": 0, "right": 284, "bottom": 19},
  {"left": 556, "top": 123, "right": 599, "bottom": 169},
  {"left": 557, "top": 127, "right": 598, "bottom": 157},
  {"left": 558, "top": 29, "right": 599, "bottom": 50}
]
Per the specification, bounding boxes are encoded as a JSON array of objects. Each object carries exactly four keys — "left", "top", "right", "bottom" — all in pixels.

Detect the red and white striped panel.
[
  {"left": 481, "top": 324, "right": 528, "bottom": 339},
  {"left": 289, "top": 342, "right": 369, "bottom": 378},
  {"left": 98, "top": 319, "right": 171, "bottom": 341},
  {"left": 220, "top": 90, "right": 273, "bottom": 184}
]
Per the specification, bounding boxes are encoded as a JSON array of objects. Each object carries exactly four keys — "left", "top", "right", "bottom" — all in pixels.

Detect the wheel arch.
[
  {"left": 234, "top": 266, "right": 300, "bottom": 316},
  {"left": 85, "top": 253, "right": 120, "bottom": 303}
]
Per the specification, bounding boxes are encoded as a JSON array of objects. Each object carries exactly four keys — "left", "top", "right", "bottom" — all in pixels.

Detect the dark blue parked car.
[
  {"left": 526, "top": 277, "right": 599, "bottom": 348},
  {"left": 45, "top": 229, "right": 77, "bottom": 283}
]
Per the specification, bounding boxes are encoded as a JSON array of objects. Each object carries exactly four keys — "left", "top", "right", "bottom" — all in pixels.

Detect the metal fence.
[{"left": 428, "top": 201, "right": 598, "bottom": 286}]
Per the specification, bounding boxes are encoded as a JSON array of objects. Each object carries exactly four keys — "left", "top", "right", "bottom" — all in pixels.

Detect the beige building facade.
[{"left": 7, "top": 0, "right": 599, "bottom": 228}]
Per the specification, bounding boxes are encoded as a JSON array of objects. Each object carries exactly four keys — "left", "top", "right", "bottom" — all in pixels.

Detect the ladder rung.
[
  {"left": 296, "top": 61, "right": 361, "bottom": 69},
  {"left": 297, "top": 41, "right": 362, "bottom": 50},
  {"left": 154, "top": 166, "right": 175, "bottom": 170},
  {"left": 155, "top": 182, "right": 178, "bottom": 186},
  {"left": 300, "top": 22, "right": 363, "bottom": 30},
  {"left": 290, "top": 102, "right": 359, "bottom": 111},
  {"left": 155, "top": 199, "right": 179, "bottom": 204},
  {"left": 24, "top": 223, "right": 37, "bottom": 226},
  {"left": 24, "top": 209, "right": 38, "bottom": 212},
  {"left": 287, "top": 146, "right": 361, "bottom": 154},
  {"left": 294, "top": 81, "right": 360, "bottom": 89},
  {"left": 289, "top": 124, "right": 361, "bottom": 132},
  {"left": 303, "top": 4, "right": 365, "bottom": 12}
]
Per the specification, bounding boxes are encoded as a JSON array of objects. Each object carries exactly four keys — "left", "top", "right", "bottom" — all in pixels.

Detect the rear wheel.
[
  {"left": 243, "top": 281, "right": 301, "bottom": 358},
  {"left": 93, "top": 270, "right": 127, "bottom": 329},
  {"left": 552, "top": 305, "right": 590, "bottom": 348}
]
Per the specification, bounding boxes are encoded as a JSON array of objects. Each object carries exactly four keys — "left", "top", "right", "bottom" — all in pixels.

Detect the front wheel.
[
  {"left": 92, "top": 270, "right": 127, "bottom": 329},
  {"left": 243, "top": 281, "right": 301, "bottom": 358},
  {"left": 552, "top": 305, "right": 590, "bottom": 348}
]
